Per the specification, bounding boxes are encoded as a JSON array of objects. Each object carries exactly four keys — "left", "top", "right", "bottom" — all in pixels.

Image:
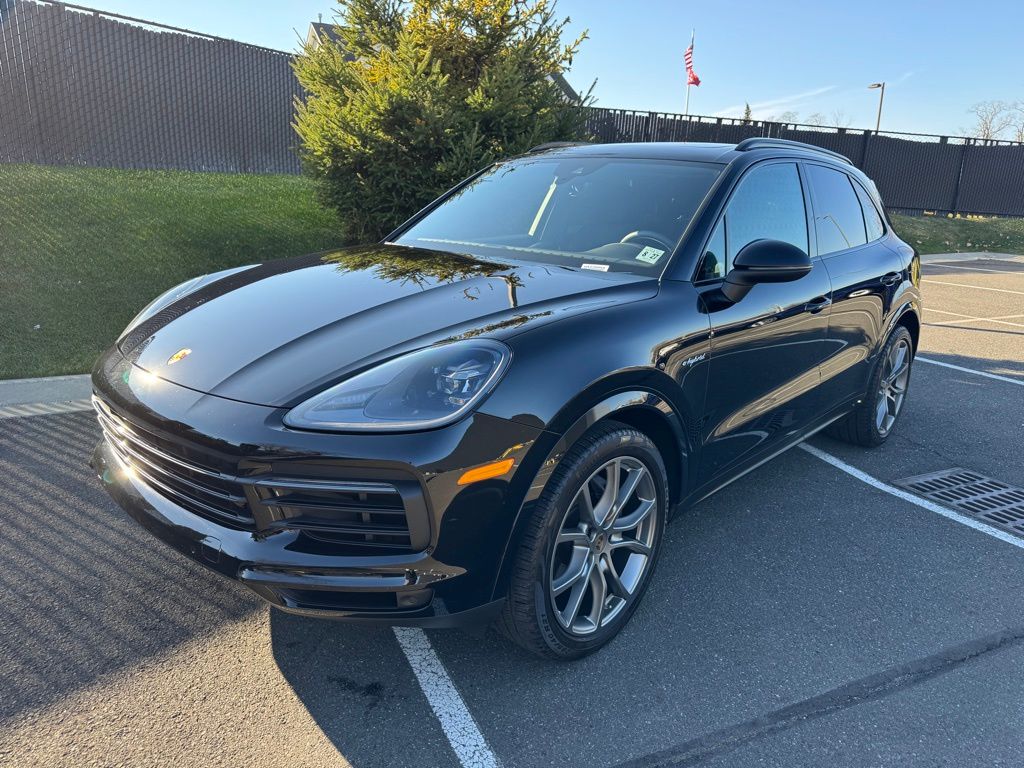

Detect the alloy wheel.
[
  {"left": 548, "top": 456, "right": 659, "bottom": 636},
  {"left": 876, "top": 338, "right": 911, "bottom": 435}
]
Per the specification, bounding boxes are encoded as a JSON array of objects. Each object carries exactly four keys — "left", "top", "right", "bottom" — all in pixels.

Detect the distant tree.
[
  {"left": 1011, "top": 102, "right": 1024, "bottom": 143},
  {"left": 967, "top": 100, "right": 1014, "bottom": 141},
  {"left": 742, "top": 102, "right": 753, "bottom": 123},
  {"left": 803, "top": 111, "right": 851, "bottom": 128},
  {"left": 766, "top": 110, "right": 799, "bottom": 124},
  {"left": 831, "top": 109, "right": 852, "bottom": 128},
  {"left": 293, "top": 0, "right": 589, "bottom": 243}
]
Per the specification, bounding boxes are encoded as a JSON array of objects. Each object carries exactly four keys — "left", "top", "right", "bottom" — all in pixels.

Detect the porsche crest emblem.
[{"left": 167, "top": 348, "right": 192, "bottom": 365}]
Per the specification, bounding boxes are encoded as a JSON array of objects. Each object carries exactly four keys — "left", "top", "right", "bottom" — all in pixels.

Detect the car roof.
[
  {"left": 526, "top": 140, "right": 854, "bottom": 169},
  {"left": 527, "top": 141, "right": 739, "bottom": 164}
]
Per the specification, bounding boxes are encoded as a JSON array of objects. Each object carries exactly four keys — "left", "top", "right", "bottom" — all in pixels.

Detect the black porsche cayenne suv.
[{"left": 92, "top": 138, "right": 921, "bottom": 659}]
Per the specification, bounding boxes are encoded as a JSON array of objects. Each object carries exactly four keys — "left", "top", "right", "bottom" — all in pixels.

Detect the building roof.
[
  {"left": 549, "top": 71, "right": 579, "bottom": 103},
  {"left": 306, "top": 22, "right": 341, "bottom": 47}
]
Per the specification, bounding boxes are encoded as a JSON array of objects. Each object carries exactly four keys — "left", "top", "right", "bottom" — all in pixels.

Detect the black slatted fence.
[
  {"left": 0, "top": 0, "right": 301, "bottom": 173},
  {"left": 584, "top": 108, "right": 1024, "bottom": 217}
]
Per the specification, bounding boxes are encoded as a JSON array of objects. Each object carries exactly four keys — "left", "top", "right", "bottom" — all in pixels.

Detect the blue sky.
[{"left": 90, "top": 0, "right": 1020, "bottom": 136}]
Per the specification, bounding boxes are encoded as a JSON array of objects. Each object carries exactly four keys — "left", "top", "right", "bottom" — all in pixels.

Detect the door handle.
[
  {"left": 881, "top": 271, "right": 902, "bottom": 287},
  {"left": 805, "top": 296, "right": 832, "bottom": 313}
]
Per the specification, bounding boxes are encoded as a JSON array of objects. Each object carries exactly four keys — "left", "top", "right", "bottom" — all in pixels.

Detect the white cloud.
[{"left": 716, "top": 85, "right": 838, "bottom": 119}]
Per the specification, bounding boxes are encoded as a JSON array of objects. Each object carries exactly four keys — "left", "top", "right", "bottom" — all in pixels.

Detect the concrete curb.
[
  {"left": 0, "top": 399, "right": 93, "bottom": 420},
  {"left": 0, "top": 373, "right": 92, "bottom": 411},
  {"left": 921, "top": 251, "right": 1024, "bottom": 264}
]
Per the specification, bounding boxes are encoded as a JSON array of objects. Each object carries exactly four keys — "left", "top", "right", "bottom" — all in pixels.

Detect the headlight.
[
  {"left": 118, "top": 265, "right": 254, "bottom": 342},
  {"left": 283, "top": 340, "right": 511, "bottom": 432}
]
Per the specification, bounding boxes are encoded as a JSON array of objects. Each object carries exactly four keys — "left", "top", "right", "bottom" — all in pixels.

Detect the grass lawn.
[
  {"left": 890, "top": 213, "right": 1024, "bottom": 256},
  {"left": 1, "top": 164, "right": 344, "bottom": 380}
]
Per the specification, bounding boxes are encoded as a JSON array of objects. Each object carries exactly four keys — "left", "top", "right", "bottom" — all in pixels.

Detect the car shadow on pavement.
[
  {"left": 0, "top": 412, "right": 260, "bottom": 726},
  {"left": 269, "top": 610, "right": 458, "bottom": 767}
]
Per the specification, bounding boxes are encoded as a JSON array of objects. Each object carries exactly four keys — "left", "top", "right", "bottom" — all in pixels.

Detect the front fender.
[{"left": 488, "top": 387, "right": 693, "bottom": 603}]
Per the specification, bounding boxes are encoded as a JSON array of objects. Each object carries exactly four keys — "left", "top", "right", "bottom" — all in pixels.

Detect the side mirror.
[{"left": 721, "top": 239, "right": 811, "bottom": 303}]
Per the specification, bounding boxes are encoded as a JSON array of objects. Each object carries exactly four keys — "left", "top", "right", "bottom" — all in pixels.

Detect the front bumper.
[
  {"left": 90, "top": 349, "right": 548, "bottom": 626},
  {"left": 93, "top": 441, "right": 507, "bottom": 626}
]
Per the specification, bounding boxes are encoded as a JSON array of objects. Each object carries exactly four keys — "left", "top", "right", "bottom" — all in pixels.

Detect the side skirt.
[{"left": 681, "top": 405, "right": 853, "bottom": 509}]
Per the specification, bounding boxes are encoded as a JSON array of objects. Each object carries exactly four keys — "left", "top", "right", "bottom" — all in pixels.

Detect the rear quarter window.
[
  {"left": 806, "top": 164, "right": 868, "bottom": 256},
  {"left": 852, "top": 180, "right": 886, "bottom": 242}
]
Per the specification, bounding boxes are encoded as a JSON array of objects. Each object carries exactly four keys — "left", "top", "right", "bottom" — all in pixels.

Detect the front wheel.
[
  {"left": 827, "top": 325, "right": 914, "bottom": 447},
  {"left": 499, "top": 422, "right": 668, "bottom": 660}
]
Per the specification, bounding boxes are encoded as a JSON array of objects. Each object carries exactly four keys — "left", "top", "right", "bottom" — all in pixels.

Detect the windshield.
[{"left": 393, "top": 156, "right": 722, "bottom": 275}]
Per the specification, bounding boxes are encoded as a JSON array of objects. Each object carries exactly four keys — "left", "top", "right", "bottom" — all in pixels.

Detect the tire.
[
  {"left": 827, "top": 325, "right": 914, "bottom": 448},
  {"left": 499, "top": 421, "right": 668, "bottom": 660}
]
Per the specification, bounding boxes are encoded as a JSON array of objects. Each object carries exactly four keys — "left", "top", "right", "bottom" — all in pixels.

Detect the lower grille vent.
[{"left": 252, "top": 478, "right": 413, "bottom": 550}]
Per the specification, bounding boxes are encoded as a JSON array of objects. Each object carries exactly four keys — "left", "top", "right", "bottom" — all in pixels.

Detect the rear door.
[
  {"left": 803, "top": 162, "right": 905, "bottom": 408},
  {"left": 695, "top": 160, "right": 834, "bottom": 481}
]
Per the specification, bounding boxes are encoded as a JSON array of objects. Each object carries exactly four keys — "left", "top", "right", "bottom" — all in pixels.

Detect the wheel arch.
[
  {"left": 895, "top": 305, "right": 920, "bottom": 353},
  {"left": 490, "top": 384, "right": 695, "bottom": 602}
]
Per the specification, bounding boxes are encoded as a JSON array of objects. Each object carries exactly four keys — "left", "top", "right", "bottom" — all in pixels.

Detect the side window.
[
  {"left": 806, "top": 164, "right": 868, "bottom": 255},
  {"left": 853, "top": 181, "right": 885, "bottom": 242},
  {"left": 698, "top": 162, "right": 807, "bottom": 279}
]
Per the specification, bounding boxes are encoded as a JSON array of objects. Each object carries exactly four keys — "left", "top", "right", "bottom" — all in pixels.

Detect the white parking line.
[
  {"left": 916, "top": 356, "right": 1024, "bottom": 386},
  {"left": 924, "top": 308, "right": 1024, "bottom": 329},
  {"left": 393, "top": 627, "right": 499, "bottom": 768},
  {"left": 800, "top": 444, "right": 1024, "bottom": 551},
  {"left": 923, "top": 262, "right": 1024, "bottom": 275},
  {"left": 923, "top": 279, "right": 1024, "bottom": 296}
]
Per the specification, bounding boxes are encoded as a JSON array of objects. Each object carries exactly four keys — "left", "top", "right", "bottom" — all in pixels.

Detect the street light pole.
[{"left": 868, "top": 82, "right": 885, "bottom": 132}]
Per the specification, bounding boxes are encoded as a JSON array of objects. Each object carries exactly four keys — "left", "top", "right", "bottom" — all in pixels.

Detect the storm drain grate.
[{"left": 895, "top": 468, "right": 1024, "bottom": 535}]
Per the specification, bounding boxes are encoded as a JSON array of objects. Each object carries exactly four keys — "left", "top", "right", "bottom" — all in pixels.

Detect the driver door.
[{"left": 695, "top": 161, "right": 834, "bottom": 482}]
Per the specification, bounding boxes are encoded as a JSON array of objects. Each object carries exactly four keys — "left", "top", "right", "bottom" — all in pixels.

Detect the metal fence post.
[{"left": 951, "top": 140, "right": 970, "bottom": 215}]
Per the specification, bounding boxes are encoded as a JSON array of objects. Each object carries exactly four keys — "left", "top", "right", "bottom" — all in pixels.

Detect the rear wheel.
[
  {"left": 499, "top": 422, "right": 668, "bottom": 660},
  {"left": 827, "top": 325, "right": 914, "bottom": 447}
]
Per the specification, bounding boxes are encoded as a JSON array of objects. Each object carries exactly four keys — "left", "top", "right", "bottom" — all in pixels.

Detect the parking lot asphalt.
[{"left": 1, "top": 254, "right": 1022, "bottom": 768}]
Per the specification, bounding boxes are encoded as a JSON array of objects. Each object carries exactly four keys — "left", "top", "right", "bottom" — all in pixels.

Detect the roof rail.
[
  {"left": 527, "top": 141, "right": 590, "bottom": 153},
  {"left": 734, "top": 137, "right": 852, "bottom": 165}
]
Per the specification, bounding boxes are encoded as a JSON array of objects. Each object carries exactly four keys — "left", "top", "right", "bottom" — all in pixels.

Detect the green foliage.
[
  {"left": 292, "top": 0, "right": 588, "bottom": 243},
  {"left": 0, "top": 164, "right": 343, "bottom": 379},
  {"left": 890, "top": 213, "right": 1024, "bottom": 255}
]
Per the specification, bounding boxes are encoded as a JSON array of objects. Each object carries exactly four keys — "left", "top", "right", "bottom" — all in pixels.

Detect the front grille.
[
  {"left": 94, "top": 395, "right": 420, "bottom": 551},
  {"left": 93, "top": 396, "right": 253, "bottom": 528},
  {"left": 251, "top": 479, "right": 413, "bottom": 550}
]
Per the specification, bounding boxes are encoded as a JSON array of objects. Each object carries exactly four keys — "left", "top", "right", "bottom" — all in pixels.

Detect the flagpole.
[{"left": 684, "top": 29, "right": 694, "bottom": 115}]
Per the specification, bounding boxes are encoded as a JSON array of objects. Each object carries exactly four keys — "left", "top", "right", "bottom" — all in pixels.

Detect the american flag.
[{"left": 685, "top": 44, "right": 701, "bottom": 86}]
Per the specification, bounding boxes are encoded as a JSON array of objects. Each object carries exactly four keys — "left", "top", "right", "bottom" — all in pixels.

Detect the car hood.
[{"left": 120, "top": 244, "right": 658, "bottom": 407}]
